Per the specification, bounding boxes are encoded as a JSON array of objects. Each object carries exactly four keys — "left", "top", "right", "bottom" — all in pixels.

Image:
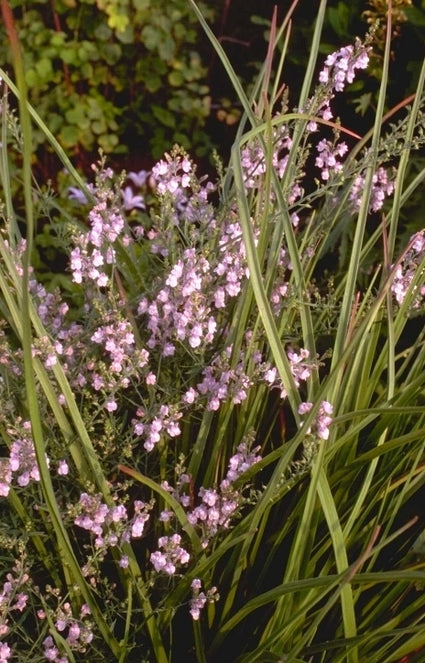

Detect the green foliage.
[{"left": 0, "top": 0, "right": 215, "bottom": 160}]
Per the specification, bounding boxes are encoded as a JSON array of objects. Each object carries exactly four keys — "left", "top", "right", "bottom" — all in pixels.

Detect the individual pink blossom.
[
  {"left": 12, "top": 592, "right": 28, "bottom": 612},
  {"left": 105, "top": 398, "right": 118, "bottom": 413},
  {"left": 57, "top": 460, "right": 69, "bottom": 476},
  {"left": 0, "top": 643, "right": 11, "bottom": 661}
]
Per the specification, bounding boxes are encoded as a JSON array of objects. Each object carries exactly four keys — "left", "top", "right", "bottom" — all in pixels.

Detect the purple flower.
[
  {"left": 127, "top": 169, "right": 148, "bottom": 187},
  {"left": 121, "top": 186, "right": 145, "bottom": 211},
  {"left": 68, "top": 187, "right": 89, "bottom": 204}
]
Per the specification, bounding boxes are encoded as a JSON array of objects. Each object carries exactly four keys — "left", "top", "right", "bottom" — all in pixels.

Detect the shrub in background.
[{"left": 0, "top": 0, "right": 215, "bottom": 161}]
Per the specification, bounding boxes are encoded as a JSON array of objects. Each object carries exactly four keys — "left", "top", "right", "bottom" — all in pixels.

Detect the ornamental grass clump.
[{"left": 1, "top": 0, "right": 425, "bottom": 661}]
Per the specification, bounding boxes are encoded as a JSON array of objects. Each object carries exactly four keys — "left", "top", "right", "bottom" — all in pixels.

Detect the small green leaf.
[
  {"left": 94, "top": 23, "right": 113, "bottom": 41},
  {"left": 405, "top": 6, "right": 425, "bottom": 26},
  {"left": 61, "top": 47, "right": 78, "bottom": 65},
  {"left": 60, "top": 124, "right": 79, "bottom": 146},
  {"left": 168, "top": 70, "right": 184, "bottom": 87},
  {"left": 353, "top": 92, "right": 373, "bottom": 117},
  {"left": 98, "top": 133, "right": 119, "bottom": 152},
  {"left": 141, "top": 25, "right": 159, "bottom": 50},
  {"left": 25, "top": 69, "right": 38, "bottom": 87},
  {"left": 108, "top": 12, "right": 129, "bottom": 32},
  {"left": 151, "top": 105, "right": 176, "bottom": 129},
  {"left": 50, "top": 32, "right": 66, "bottom": 47},
  {"left": 116, "top": 24, "right": 134, "bottom": 44},
  {"left": 91, "top": 119, "right": 107, "bottom": 135},
  {"left": 35, "top": 57, "right": 53, "bottom": 81}
]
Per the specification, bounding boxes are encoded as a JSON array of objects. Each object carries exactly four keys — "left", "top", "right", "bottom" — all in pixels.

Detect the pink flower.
[
  {"left": 57, "top": 460, "right": 69, "bottom": 476},
  {"left": 0, "top": 642, "right": 11, "bottom": 660}
]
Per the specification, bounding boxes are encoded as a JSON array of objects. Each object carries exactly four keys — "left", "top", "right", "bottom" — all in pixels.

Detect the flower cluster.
[
  {"left": 261, "top": 347, "right": 316, "bottom": 399},
  {"left": 73, "top": 493, "right": 151, "bottom": 571},
  {"left": 159, "top": 442, "right": 261, "bottom": 548},
  {"left": 195, "top": 347, "right": 253, "bottom": 412},
  {"left": 0, "top": 563, "right": 29, "bottom": 643},
  {"left": 26, "top": 266, "right": 153, "bottom": 413},
  {"left": 298, "top": 400, "right": 334, "bottom": 441},
  {"left": 240, "top": 122, "right": 303, "bottom": 214},
  {"left": 0, "top": 420, "right": 51, "bottom": 496},
  {"left": 241, "top": 124, "right": 293, "bottom": 188},
  {"left": 138, "top": 215, "right": 249, "bottom": 359},
  {"left": 132, "top": 404, "right": 183, "bottom": 452},
  {"left": 30, "top": 279, "right": 69, "bottom": 338},
  {"left": 70, "top": 166, "right": 128, "bottom": 287},
  {"left": 349, "top": 165, "right": 396, "bottom": 212},
  {"left": 88, "top": 317, "right": 151, "bottom": 411},
  {"left": 40, "top": 602, "right": 93, "bottom": 662},
  {"left": 303, "top": 38, "right": 370, "bottom": 135},
  {"left": 319, "top": 38, "right": 370, "bottom": 93},
  {"left": 391, "top": 230, "right": 425, "bottom": 307},
  {"left": 9, "top": 432, "right": 40, "bottom": 487},
  {"left": 213, "top": 219, "right": 250, "bottom": 306},
  {"left": 152, "top": 153, "right": 193, "bottom": 197},
  {"left": 150, "top": 149, "right": 215, "bottom": 231},
  {"left": 189, "top": 579, "right": 219, "bottom": 621},
  {"left": 150, "top": 534, "right": 190, "bottom": 575},
  {"left": 315, "top": 138, "right": 348, "bottom": 182},
  {"left": 138, "top": 247, "right": 217, "bottom": 354}
]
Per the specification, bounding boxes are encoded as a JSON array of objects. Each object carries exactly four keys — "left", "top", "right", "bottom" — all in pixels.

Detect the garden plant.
[{"left": 1, "top": 0, "right": 425, "bottom": 662}]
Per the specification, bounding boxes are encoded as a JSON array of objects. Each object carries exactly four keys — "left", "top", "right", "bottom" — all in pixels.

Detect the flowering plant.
[{"left": 1, "top": 1, "right": 425, "bottom": 662}]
